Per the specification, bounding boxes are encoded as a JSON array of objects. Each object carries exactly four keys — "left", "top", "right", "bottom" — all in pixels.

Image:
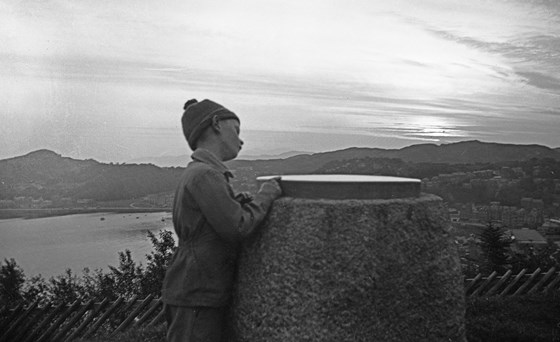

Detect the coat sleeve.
[{"left": 189, "top": 169, "right": 277, "bottom": 244}]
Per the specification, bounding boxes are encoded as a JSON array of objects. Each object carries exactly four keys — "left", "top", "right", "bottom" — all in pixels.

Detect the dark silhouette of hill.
[
  {"left": 127, "top": 150, "right": 312, "bottom": 167},
  {"left": 0, "top": 150, "right": 184, "bottom": 201},
  {"left": 230, "top": 140, "right": 560, "bottom": 175},
  {"left": 2, "top": 141, "right": 559, "bottom": 201}
]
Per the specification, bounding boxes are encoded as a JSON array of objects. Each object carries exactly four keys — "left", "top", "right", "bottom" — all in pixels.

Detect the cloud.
[
  {"left": 516, "top": 71, "right": 560, "bottom": 91},
  {"left": 2, "top": 0, "right": 560, "bottom": 160}
]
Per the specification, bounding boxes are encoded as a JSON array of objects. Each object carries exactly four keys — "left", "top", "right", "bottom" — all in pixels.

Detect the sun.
[
  {"left": 410, "top": 116, "right": 455, "bottom": 138},
  {"left": 412, "top": 116, "right": 447, "bottom": 128}
]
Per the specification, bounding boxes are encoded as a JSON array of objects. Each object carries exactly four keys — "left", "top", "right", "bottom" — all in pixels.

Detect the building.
[
  {"left": 448, "top": 208, "right": 460, "bottom": 222},
  {"left": 538, "top": 219, "right": 560, "bottom": 240},
  {"left": 507, "top": 228, "right": 548, "bottom": 253}
]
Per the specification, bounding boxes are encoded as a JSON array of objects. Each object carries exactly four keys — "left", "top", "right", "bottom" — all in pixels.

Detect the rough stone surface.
[{"left": 231, "top": 194, "right": 466, "bottom": 342}]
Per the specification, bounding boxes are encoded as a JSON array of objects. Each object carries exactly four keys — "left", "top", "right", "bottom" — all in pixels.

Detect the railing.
[
  {"left": 1, "top": 267, "right": 559, "bottom": 342},
  {"left": 465, "top": 267, "right": 560, "bottom": 297},
  {"left": 0, "top": 295, "right": 164, "bottom": 342}
]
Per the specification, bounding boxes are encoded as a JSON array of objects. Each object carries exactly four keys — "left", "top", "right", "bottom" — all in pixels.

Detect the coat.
[{"left": 162, "top": 148, "right": 277, "bottom": 307}]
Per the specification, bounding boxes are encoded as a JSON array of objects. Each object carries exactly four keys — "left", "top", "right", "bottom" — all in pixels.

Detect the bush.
[
  {"left": 108, "top": 249, "right": 144, "bottom": 299},
  {"left": 5, "top": 230, "right": 176, "bottom": 306},
  {"left": 48, "top": 269, "right": 84, "bottom": 304},
  {"left": 140, "top": 230, "right": 176, "bottom": 297},
  {"left": 0, "top": 258, "right": 25, "bottom": 307}
]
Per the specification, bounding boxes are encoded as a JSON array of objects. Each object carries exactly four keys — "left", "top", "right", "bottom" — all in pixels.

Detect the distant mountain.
[
  {"left": 230, "top": 140, "right": 560, "bottom": 175},
  {"left": 129, "top": 141, "right": 560, "bottom": 169},
  {"left": 2, "top": 141, "right": 559, "bottom": 201},
  {"left": 128, "top": 150, "right": 312, "bottom": 166},
  {"left": 0, "top": 150, "right": 183, "bottom": 201},
  {"left": 238, "top": 151, "right": 312, "bottom": 160},
  {"left": 127, "top": 154, "right": 191, "bottom": 167},
  {"left": 396, "top": 141, "right": 560, "bottom": 163}
]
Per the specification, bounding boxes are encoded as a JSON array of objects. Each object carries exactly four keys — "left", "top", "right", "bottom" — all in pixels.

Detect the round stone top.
[{"left": 257, "top": 174, "right": 421, "bottom": 200}]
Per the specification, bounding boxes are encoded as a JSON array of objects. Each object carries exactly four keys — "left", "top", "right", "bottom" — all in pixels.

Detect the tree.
[
  {"left": 0, "top": 258, "right": 25, "bottom": 307},
  {"left": 509, "top": 242, "right": 560, "bottom": 273},
  {"left": 5, "top": 230, "right": 177, "bottom": 306},
  {"left": 140, "top": 230, "right": 176, "bottom": 297},
  {"left": 479, "top": 222, "right": 511, "bottom": 273},
  {"left": 108, "top": 250, "right": 144, "bottom": 299},
  {"left": 48, "top": 269, "right": 83, "bottom": 304}
]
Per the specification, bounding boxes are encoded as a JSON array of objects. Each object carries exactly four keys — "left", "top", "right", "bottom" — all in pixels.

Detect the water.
[{"left": 0, "top": 212, "right": 175, "bottom": 278}]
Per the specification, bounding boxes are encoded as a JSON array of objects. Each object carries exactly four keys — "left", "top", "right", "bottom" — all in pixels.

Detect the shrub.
[
  {"left": 108, "top": 249, "right": 144, "bottom": 299},
  {"left": 82, "top": 267, "right": 119, "bottom": 301},
  {"left": 140, "top": 230, "right": 176, "bottom": 298},
  {"left": 22, "top": 274, "right": 50, "bottom": 305},
  {"left": 0, "top": 258, "right": 25, "bottom": 307},
  {"left": 12, "top": 230, "right": 176, "bottom": 305},
  {"left": 48, "top": 269, "right": 84, "bottom": 304}
]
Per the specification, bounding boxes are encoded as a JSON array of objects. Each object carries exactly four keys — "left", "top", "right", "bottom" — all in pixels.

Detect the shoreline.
[{"left": 0, "top": 208, "right": 171, "bottom": 219}]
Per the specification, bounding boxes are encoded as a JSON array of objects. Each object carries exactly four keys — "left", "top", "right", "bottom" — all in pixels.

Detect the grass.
[
  {"left": 74, "top": 324, "right": 166, "bottom": 342},
  {"left": 76, "top": 293, "right": 560, "bottom": 342},
  {"left": 466, "top": 293, "right": 560, "bottom": 342}
]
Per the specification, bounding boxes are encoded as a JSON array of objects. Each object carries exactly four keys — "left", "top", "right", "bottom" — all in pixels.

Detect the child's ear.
[{"left": 211, "top": 115, "right": 221, "bottom": 132}]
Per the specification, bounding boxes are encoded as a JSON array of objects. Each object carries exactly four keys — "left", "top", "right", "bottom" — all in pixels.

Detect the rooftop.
[{"left": 509, "top": 229, "right": 547, "bottom": 244}]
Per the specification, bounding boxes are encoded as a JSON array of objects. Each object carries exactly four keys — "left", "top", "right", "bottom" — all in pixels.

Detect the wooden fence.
[
  {"left": 0, "top": 295, "right": 164, "bottom": 342},
  {"left": 465, "top": 267, "right": 560, "bottom": 297},
  {"left": 1, "top": 267, "right": 559, "bottom": 341}
]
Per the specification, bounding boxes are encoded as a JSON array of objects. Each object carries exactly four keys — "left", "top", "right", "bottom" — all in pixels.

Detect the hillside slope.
[
  {"left": 0, "top": 150, "right": 183, "bottom": 201},
  {"left": 2, "top": 141, "right": 559, "bottom": 200},
  {"left": 231, "top": 140, "right": 560, "bottom": 174}
]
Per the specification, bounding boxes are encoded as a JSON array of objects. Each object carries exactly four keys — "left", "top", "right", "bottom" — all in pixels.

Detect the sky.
[{"left": 1, "top": 0, "right": 559, "bottom": 162}]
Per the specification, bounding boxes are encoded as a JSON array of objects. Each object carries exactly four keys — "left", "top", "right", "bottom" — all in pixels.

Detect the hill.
[
  {"left": 0, "top": 150, "right": 184, "bottom": 201},
  {"left": 2, "top": 141, "right": 559, "bottom": 201},
  {"left": 230, "top": 140, "right": 560, "bottom": 175},
  {"left": 128, "top": 150, "right": 312, "bottom": 167}
]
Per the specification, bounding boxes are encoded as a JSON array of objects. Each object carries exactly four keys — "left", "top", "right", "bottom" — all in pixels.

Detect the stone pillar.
[{"left": 231, "top": 175, "right": 466, "bottom": 342}]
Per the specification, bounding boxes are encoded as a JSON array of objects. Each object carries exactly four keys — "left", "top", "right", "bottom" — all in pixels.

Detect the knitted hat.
[{"left": 181, "top": 99, "right": 239, "bottom": 150}]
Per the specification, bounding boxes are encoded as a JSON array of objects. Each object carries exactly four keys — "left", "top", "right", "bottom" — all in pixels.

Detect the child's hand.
[
  {"left": 259, "top": 178, "right": 282, "bottom": 199},
  {"left": 235, "top": 192, "right": 254, "bottom": 204}
]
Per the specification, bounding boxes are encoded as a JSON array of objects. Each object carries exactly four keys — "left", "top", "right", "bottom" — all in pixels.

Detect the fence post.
[
  {"left": 485, "top": 270, "right": 512, "bottom": 296},
  {"left": 0, "top": 303, "right": 24, "bottom": 333},
  {"left": 134, "top": 298, "right": 162, "bottom": 327},
  {"left": 12, "top": 303, "right": 51, "bottom": 342},
  {"left": 0, "top": 300, "right": 39, "bottom": 342},
  {"left": 112, "top": 294, "right": 154, "bottom": 335},
  {"left": 22, "top": 302, "right": 64, "bottom": 342},
  {"left": 82, "top": 296, "right": 125, "bottom": 339},
  {"left": 498, "top": 268, "right": 527, "bottom": 298},
  {"left": 464, "top": 273, "right": 482, "bottom": 295},
  {"left": 543, "top": 271, "right": 560, "bottom": 294},
  {"left": 64, "top": 297, "right": 110, "bottom": 342},
  {"left": 147, "top": 306, "right": 165, "bottom": 327},
  {"left": 109, "top": 294, "right": 139, "bottom": 334},
  {"left": 513, "top": 268, "right": 541, "bottom": 297},
  {"left": 51, "top": 299, "right": 95, "bottom": 342},
  {"left": 0, "top": 304, "right": 9, "bottom": 317},
  {"left": 528, "top": 267, "right": 556, "bottom": 295},
  {"left": 471, "top": 271, "right": 497, "bottom": 297},
  {"left": 36, "top": 299, "right": 82, "bottom": 342}
]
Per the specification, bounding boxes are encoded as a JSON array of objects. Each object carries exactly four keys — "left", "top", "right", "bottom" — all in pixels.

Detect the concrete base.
[{"left": 231, "top": 194, "right": 466, "bottom": 342}]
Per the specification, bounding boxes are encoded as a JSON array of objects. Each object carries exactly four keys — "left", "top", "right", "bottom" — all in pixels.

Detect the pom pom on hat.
[
  {"left": 184, "top": 99, "right": 198, "bottom": 110},
  {"left": 181, "top": 99, "right": 239, "bottom": 150}
]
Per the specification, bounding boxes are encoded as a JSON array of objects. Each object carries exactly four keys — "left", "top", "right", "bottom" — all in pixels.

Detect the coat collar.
[{"left": 191, "top": 149, "right": 234, "bottom": 179}]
